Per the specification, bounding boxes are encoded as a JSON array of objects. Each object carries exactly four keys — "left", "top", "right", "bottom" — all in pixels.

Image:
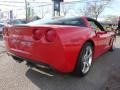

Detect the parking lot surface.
[{"left": 0, "top": 37, "right": 120, "bottom": 90}]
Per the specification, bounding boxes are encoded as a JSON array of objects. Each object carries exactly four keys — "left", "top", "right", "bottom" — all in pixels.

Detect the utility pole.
[
  {"left": 25, "top": 0, "right": 28, "bottom": 22},
  {"left": 52, "top": 0, "right": 64, "bottom": 17}
]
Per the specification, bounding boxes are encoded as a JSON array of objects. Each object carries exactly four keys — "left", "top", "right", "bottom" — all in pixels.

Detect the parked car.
[
  {"left": 0, "top": 23, "right": 4, "bottom": 36},
  {"left": 8, "top": 16, "right": 41, "bottom": 25},
  {"left": 8, "top": 19, "right": 26, "bottom": 25},
  {"left": 3, "top": 16, "right": 115, "bottom": 77}
]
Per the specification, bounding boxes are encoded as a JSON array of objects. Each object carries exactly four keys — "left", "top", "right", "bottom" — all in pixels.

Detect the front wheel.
[{"left": 73, "top": 43, "right": 93, "bottom": 77}]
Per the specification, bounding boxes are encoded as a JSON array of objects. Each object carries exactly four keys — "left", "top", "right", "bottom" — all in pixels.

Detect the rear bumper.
[{"left": 7, "top": 48, "right": 75, "bottom": 73}]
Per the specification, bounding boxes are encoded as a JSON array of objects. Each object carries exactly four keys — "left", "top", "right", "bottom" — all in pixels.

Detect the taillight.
[
  {"left": 45, "top": 30, "right": 56, "bottom": 42},
  {"left": 33, "top": 29, "right": 43, "bottom": 40}
]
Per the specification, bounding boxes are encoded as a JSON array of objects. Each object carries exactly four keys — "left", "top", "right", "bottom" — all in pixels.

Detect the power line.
[
  {"left": 0, "top": 3, "right": 53, "bottom": 7},
  {"left": 0, "top": 4, "right": 23, "bottom": 7},
  {"left": 0, "top": 1, "right": 24, "bottom": 3},
  {"left": 0, "top": 1, "right": 50, "bottom": 3}
]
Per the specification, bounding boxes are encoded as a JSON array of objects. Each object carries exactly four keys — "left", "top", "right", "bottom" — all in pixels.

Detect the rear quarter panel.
[{"left": 55, "top": 26, "right": 96, "bottom": 72}]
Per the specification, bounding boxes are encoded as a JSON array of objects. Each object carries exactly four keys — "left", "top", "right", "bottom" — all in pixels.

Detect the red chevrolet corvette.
[{"left": 3, "top": 16, "right": 115, "bottom": 76}]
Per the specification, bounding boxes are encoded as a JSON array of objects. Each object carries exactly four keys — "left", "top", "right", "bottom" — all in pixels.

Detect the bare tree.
[{"left": 83, "top": 0, "right": 112, "bottom": 20}]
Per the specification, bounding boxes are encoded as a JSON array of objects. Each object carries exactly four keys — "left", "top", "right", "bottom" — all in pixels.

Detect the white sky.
[
  {"left": 102, "top": 0, "right": 120, "bottom": 16},
  {"left": 0, "top": 0, "right": 120, "bottom": 18}
]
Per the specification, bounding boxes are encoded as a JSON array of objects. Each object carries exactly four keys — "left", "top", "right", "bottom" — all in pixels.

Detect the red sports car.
[{"left": 3, "top": 17, "right": 115, "bottom": 76}]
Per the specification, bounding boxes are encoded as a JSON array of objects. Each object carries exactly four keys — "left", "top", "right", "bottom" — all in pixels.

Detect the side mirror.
[{"left": 95, "top": 31, "right": 107, "bottom": 35}]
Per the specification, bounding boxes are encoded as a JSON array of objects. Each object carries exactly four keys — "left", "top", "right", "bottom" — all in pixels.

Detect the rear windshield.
[{"left": 28, "top": 17, "right": 87, "bottom": 27}]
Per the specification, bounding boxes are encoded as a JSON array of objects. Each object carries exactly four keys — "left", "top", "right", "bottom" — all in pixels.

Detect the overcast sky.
[
  {"left": 102, "top": 0, "right": 120, "bottom": 16},
  {"left": 0, "top": 0, "right": 120, "bottom": 17}
]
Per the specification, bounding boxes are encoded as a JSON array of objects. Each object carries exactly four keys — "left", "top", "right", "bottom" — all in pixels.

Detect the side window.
[
  {"left": 88, "top": 20, "right": 103, "bottom": 31},
  {"left": 89, "top": 21, "right": 98, "bottom": 29}
]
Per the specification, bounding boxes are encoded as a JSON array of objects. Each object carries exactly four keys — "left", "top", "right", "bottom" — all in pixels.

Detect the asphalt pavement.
[{"left": 0, "top": 36, "right": 120, "bottom": 90}]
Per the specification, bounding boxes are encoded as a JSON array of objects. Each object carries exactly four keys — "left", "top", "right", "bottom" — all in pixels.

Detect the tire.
[
  {"left": 109, "top": 45, "right": 114, "bottom": 52},
  {"left": 109, "top": 38, "right": 115, "bottom": 52},
  {"left": 73, "top": 42, "right": 93, "bottom": 77}
]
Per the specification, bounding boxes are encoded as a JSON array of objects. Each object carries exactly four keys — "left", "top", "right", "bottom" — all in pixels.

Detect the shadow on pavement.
[
  {"left": 26, "top": 68, "right": 95, "bottom": 90},
  {"left": 100, "top": 48, "right": 120, "bottom": 90},
  {"left": 25, "top": 47, "right": 120, "bottom": 90}
]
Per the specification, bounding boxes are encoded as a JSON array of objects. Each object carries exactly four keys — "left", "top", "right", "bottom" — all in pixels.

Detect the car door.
[{"left": 88, "top": 19, "right": 112, "bottom": 57}]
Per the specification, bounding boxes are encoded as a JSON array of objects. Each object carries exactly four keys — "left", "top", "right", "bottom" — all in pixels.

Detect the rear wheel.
[{"left": 73, "top": 43, "right": 93, "bottom": 77}]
